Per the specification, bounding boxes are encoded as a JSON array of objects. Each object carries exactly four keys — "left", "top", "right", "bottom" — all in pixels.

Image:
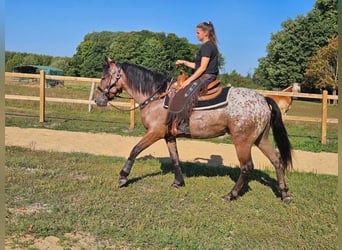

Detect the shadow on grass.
[
  {"left": 120, "top": 170, "right": 163, "bottom": 188},
  {"left": 127, "top": 154, "right": 281, "bottom": 199}
]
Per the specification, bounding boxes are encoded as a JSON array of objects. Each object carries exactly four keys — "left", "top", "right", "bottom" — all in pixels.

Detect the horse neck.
[
  {"left": 123, "top": 87, "right": 151, "bottom": 105},
  {"left": 292, "top": 83, "right": 300, "bottom": 93},
  {"left": 119, "top": 70, "right": 154, "bottom": 104},
  {"left": 282, "top": 86, "right": 293, "bottom": 92}
]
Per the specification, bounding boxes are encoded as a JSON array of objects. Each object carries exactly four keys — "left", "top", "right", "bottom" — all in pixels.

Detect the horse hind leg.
[
  {"left": 222, "top": 145, "right": 254, "bottom": 201},
  {"left": 256, "top": 136, "right": 291, "bottom": 203}
]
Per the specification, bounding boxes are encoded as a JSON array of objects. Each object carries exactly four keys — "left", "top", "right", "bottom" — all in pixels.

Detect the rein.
[
  {"left": 108, "top": 100, "right": 138, "bottom": 112},
  {"left": 108, "top": 85, "right": 164, "bottom": 112}
]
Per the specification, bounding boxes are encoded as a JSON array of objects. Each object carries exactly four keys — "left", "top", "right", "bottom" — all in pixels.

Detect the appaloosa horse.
[{"left": 95, "top": 57, "right": 293, "bottom": 203}]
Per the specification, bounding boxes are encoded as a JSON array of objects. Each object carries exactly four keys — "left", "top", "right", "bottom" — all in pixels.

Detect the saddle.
[
  {"left": 164, "top": 71, "right": 230, "bottom": 136},
  {"left": 176, "top": 70, "right": 222, "bottom": 101},
  {"left": 163, "top": 71, "right": 230, "bottom": 112}
]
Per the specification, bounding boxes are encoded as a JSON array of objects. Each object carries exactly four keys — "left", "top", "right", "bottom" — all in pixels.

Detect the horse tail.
[{"left": 265, "top": 96, "right": 293, "bottom": 169}]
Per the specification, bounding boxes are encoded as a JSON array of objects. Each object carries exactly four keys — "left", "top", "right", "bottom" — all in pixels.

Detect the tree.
[
  {"left": 304, "top": 35, "right": 338, "bottom": 93},
  {"left": 67, "top": 31, "right": 116, "bottom": 77},
  {"left": 5, "top": 51, "right": 55, "bottom": 71},
  {"left": 67, "top": 30, "right": 226, "bottom": 78},
  {"left": 5, "top": 51, "right": 24, "bottom": 71},
  {"left": 50, "top": 57, "right": 71, "bottom": 72},
  {"left": 253, "top": 0, "right": 337, "bottom": 90},
  {"left": 219, "top": 70, "right": 257, "bottom": 89}
]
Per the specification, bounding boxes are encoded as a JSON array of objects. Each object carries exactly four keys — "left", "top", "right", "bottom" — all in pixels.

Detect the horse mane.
[{"left": 119, "top": 62, "right": 169, "bottom": 96}]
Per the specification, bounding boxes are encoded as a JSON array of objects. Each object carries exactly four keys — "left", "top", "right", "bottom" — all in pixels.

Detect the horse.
[
  {"left": 263, "top": 83, "right": 301, "bottom": 116},
  {"left": 95, "top": 57, "right": 293, "bottom": 203}
]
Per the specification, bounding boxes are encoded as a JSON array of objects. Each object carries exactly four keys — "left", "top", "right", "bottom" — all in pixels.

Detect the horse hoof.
[
  {"left": 171, "top": 182, "right": 185, "bottom": 188},
  {"left": 118, "top": 176, "right": 128, "bottom": 188},
  {"left": 282, "top": 196, "right": 292, "bottom": 203},
  {"left": 171, "top": 183, "right": 180, "bottom": 188},
  {"left": 221, "top": 194, "right": 236, "bottom": 202}
]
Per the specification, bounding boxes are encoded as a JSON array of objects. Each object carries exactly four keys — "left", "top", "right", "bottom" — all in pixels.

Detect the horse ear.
[{"left": 105, "top": 56, "right": 114, "bottom": 66}]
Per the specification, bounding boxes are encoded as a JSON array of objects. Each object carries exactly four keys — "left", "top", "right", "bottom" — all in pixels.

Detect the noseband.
[{"left": 97, "top": 66, "right": 122, "bottom": 98}]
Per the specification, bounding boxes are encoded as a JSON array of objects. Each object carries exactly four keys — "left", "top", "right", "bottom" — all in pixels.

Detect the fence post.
[
  {"left": 321, "top": 90, "right": 328, "bottom": 144},
  {"left": 39, "top": 70, "right": 45, "bottom": 122},
  {"left": 130, "top": 99, "right": 135, "bottom": 129},
  {"left": 88, "top": 82, "right": 95, "bottom": 112}
]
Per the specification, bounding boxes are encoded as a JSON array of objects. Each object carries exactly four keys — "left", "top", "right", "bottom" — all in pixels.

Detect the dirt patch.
[
  {"left": 5, "top": 233, "right": 110, "bottom": 250},
  {"left": 5, "top": 127, "right": 337, "bottom": 176}
]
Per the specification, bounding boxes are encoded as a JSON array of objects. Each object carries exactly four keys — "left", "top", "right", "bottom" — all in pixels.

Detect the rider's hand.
[{"left": 175, "top": 60, "right": 184, "bottom": 66}]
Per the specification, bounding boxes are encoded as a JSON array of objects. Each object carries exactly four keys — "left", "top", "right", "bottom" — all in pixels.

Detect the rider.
[{"left": 167, "top": 21, "right": 220, "bottom": 136}]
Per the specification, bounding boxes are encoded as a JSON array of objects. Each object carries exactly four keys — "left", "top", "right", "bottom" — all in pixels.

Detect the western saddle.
[{"left": 176, "top": 70, "right": 222, "bottom": 101}]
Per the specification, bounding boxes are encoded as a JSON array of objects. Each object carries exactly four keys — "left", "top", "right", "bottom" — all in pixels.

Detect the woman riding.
[{"left": 167, "top": 21, "right": 219, "bottom": 136}]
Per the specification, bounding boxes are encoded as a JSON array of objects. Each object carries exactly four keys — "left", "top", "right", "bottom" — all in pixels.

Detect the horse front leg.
[
  {"left": 165, "top": 136, "right": 185, "bottom": 187},
  {"left": 118, "top": 132, "right": 162, "bottom": 187}
]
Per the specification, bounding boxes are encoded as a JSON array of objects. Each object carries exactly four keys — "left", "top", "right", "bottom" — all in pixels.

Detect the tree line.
[{"left": 5, "top": 0, "right": 337, "bottom": 92}]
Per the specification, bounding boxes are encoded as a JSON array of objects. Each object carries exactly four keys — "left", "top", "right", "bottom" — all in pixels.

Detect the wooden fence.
[
  {"left": 256, "top": 89, "right": 338, "bottom": 144},
  {"left": 5, "top": 71, "right": 338, "bottom": 144},
  {"left": 5, "top": 71, "right": 136, "bottom": 129}
]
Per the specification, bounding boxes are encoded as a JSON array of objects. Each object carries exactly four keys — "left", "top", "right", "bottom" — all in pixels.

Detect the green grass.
[{"left": 5, "top": 147, "right": 337, "bottom": 249}]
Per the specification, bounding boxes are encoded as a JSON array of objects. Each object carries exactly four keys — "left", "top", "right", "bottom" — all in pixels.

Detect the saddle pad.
[{"left": 164, "top": 86, "right": 230, "bottom": 111}]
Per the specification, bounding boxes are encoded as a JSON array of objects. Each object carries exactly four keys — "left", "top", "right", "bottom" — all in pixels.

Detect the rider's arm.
[
  {"left": 175, "top": 60, "right": 195, "bottom": 69},
  {"left": 179, "top": 56, "right": 210, "bottom": 88}
]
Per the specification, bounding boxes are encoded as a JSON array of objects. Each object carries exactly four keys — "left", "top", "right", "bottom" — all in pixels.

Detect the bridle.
[
  {"left": 97, "top": 65, "right": 139, "bottom": 112},
  {"left": 97, "top": 65, "right": 122, "bottom": 98}
]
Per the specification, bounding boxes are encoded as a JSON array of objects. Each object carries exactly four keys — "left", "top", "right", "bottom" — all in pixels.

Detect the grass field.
[
  {"left": 5, "top": 147, "right": 337, "bottom": 249},
  {"left": 4, "top": 78, "right": 338, "bottom": 249}
]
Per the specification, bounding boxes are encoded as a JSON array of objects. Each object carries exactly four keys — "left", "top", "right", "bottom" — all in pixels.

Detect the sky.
[{"left": 5, "top": 0, "right": 316, "bottom": 76}]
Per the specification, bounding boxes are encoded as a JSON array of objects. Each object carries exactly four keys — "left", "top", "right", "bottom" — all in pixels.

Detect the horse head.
[
  {"left": 292, "top": 82, "right": 301, "bottom": 93},
  {"left": 95, "top": 56, "right": 124, "bottom": 106}
]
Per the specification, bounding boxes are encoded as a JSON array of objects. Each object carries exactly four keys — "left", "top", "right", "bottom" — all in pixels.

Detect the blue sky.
[{"left": 5, "top": 0, "right": 315, "bottom": 76}]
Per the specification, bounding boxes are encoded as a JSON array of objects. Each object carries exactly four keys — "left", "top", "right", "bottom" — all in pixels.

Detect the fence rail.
[
  {"left": 5, "top": 71, "right": 136, "bottom": 128},
  {"left": 256, "top": 89, "right": 339, "bottom": 100},
  {"left": 5, "top": 71, "right": 338, "bottom": 144}
]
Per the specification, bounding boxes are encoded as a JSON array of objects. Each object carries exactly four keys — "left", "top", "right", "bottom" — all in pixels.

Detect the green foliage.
[
  {"left": 66, "top": 30, "right": 195, "bottom": 78},
  {"left": 218, "top": 70, "right": 260, "bottom": 89},
  {"left": 66, "top": 31, "right": 116, "bottom": 77},
  {"left": 253, "top": 0, "right": 337, "bottom": 90},
  {"left": 67, "top": 30, "right": 225, "bottom": 78},
  {"left": 5, "top": 52, "right": 52, "bottom": 71},
  {"left": 304, "top": 35, "right": 338, "bottom": 91},
  {"left": 49, "top": 57, "right": 71, "bottom": 72},
  {"left": 5, "top": 31, "right": 223, "bottom": 80},
  {"left": 5, "top": 51, "right": 71, "bottom": 73}
]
